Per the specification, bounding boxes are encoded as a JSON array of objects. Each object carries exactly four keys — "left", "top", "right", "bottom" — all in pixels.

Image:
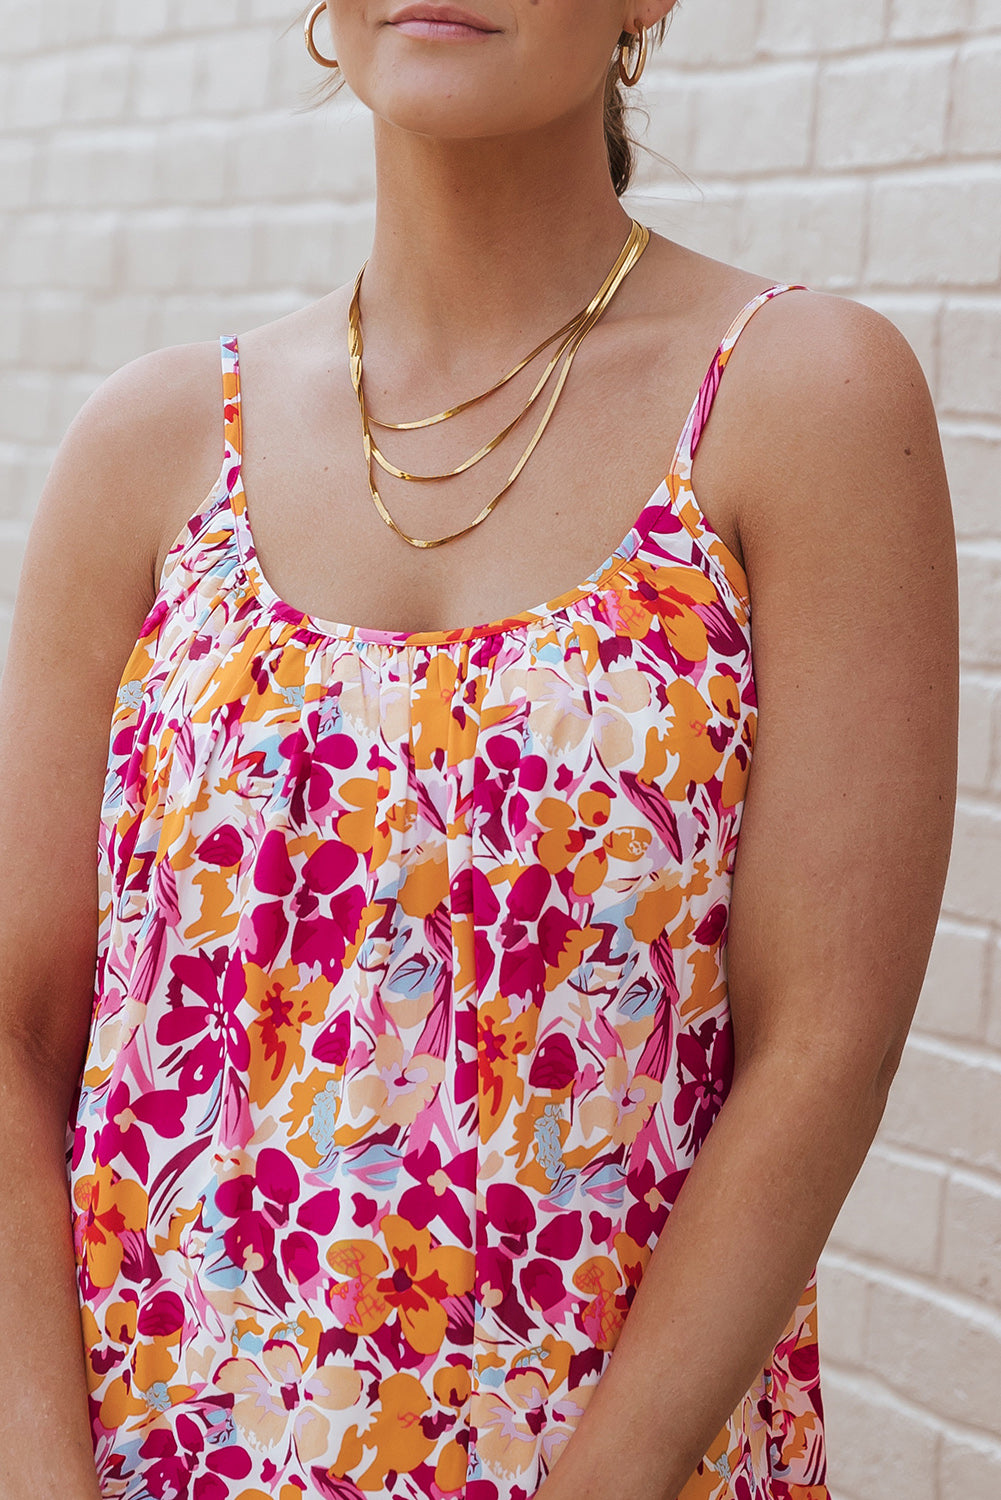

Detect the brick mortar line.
[
  {"left": 654, "top": 38, "right": 967, "bottom": 74},
  {"left": 5, "top": 205, "right": 378, "bottom": 223},
  {"left": 863, "top": 1128, "right": 1001, "bottom": 1187},
  {"left": 953, "top": 794, "right": 1001, "bottom": 824},
  {"left": 960, "top": 672, "right": 1001, "bottom": 693},
  {"left": 860, "top": 1137, "right": 1001, "bottom": 1195},
  {"left": 940, "top": 905, "right": 1001, "bottom": 932},
  {"left": 910, "top": 1019, "right": 1001, "bottom": 1049},
  {"left": 821, "top": 1246, "right": 1001, "bottom": 1324},
  {"left": 941, "top": 418, "right": 1001, "bottom": 437},
  {"left": 954, "top": 528, "right": 1001, "bottom": 546},
  {"left": 933, "top": 292, "right": 1001, "bottom": 309},
  {"left": 957, "top": 537, "right": 1001, "bottom": 559},
  {"left": 653, "top": 160, "right": 1001, "bottom": 185},
  {"left": 905, "top": 1025, "right": 1001, "bottom": 1070},
  {"left": 816, "top": 1357, "right": 1001, "bottom": 1451},
  {"left": 648, "top": 161, "right": 1001, "bottom": 184},
  {"left": 0, "top": 25, "right": 295, "bottom": 59},
  {"left": 958, "top": 650, "right": 1001, "bottom": 670},
  {"left": 825, "top": 1221, "right": 1001, "bottom": 1305},
  {"left": 942, "top": 1160, "right": 1001, "bottom": 1197}
]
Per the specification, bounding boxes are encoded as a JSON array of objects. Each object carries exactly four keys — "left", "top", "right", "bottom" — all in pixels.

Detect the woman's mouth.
[
  {"left": 392, "top": 20, "right": 490, "bottom": 37},
  {"left": 387, "top": 6, "right": 500, "bottom": 40}
]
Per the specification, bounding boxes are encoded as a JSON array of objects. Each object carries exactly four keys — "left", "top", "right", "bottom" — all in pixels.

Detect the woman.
[{"left": 0, "top": 3, "right": 958, "bottom": 1498}]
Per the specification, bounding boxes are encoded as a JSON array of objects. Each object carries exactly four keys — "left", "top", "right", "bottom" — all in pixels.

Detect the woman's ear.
[{"left": 623, "top": 0, "right": 682, "bottom": 30}]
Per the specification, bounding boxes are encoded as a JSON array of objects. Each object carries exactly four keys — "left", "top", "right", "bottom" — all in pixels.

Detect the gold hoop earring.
[
  {"left": 617, "top": 26, "right": 647, "bottom": 87},
  {"left": 305, "top": 3, "right": 338, "bottom": 69}
]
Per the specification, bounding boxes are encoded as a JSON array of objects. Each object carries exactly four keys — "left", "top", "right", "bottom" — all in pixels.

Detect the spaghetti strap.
[
  {"left": 673, "top": 283, "right": 810, "bottom": 474},
  {"left": 654, "top": 283, "right": 810, "bottom": 607},
  {"left": 152, "top": 337, "right": 246, "bottom": 593},
  {"left": 220, "top": 334, "right": 244, "bottom": 494}
]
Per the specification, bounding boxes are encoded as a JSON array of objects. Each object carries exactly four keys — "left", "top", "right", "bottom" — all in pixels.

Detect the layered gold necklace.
[{"left": 347, "top": 219, "right": 651, "bottom": 549}]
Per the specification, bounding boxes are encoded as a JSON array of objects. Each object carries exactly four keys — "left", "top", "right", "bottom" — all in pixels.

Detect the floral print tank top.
[{"left": 69, "top": 281, "right": 828, "bottom": 1500}]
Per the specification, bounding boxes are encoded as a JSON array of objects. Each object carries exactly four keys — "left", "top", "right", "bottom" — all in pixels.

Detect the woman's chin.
[{"left": 363, "top": 85, "right": 533, "bottom": 143}]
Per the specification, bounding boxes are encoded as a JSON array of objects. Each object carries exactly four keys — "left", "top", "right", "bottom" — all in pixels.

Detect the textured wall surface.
[{"left": 0, "top": 2, "right": 999, "bottom": 1496}]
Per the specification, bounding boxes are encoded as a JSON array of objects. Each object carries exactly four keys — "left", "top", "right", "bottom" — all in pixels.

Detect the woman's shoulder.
[
  {"left": 63, "top": 338, "right": 224, "bottom": 513},
  {"left": 659, "top": 244, "right": 942, "bottom": 511},
  {"left": 650, "top": 235, "right": 913, "bottom": 363},
  {"left": 632, "top": 235, "right": 925, "bottom": 430},
  {"left": 687, "top": 244, "right": 923, "bottom": 397},
  {"left": 74, "top": 337, "right": 223, "bottom": 446},
  {"left": 709, "top": 294, "right": 951, "bottom": 641},
  {"left": 714, "top": 277, "right": 941, "bottom": 522},
  {"left": 38, "top": 337, "right": 220, "bottom": 592}
]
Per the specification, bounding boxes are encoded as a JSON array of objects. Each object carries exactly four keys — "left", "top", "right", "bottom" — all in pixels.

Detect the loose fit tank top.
[{"left": 69, "top": 282, "right": 828, "bottom": 1500}]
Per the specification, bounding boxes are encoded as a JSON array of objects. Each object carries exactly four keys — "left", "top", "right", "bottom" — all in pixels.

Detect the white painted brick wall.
[{"left": 0, "top": 2, "right": 998, "bottom": 1494}]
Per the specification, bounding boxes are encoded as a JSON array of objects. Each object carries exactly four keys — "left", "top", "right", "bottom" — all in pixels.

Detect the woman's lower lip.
[{"left": 389, "top": 20, "right": 494, "bottom": 40}]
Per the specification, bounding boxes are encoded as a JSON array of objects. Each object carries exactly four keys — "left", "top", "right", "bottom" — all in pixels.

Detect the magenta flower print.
[
  {"left": 158, "top": 947, "right": 250, "bottom": 1093},
  {"left": 95, "top": 1080, "right": 186, "bottom": 1182},
  {"left": 243, "top": 834, "right": 366, "bottom": 981},
  {"left": 674, "top": 1016, "right": 736, "bottom": 1153},
  {"left": 396, "top": 1141, "right": 475, "bottom": 1247}
]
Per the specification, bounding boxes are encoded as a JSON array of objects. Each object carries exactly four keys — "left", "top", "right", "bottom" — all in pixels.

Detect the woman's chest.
[{"left": 232, "top": 324, "right": 741, "bottom": 639}]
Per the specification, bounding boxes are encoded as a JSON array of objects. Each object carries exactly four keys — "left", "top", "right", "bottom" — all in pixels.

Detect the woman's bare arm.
[
  {"left": 531, "top": 293, "right": 959, "bottom": 1500},
  {"left": 0, "top": 345, "right": 219, "bottom": 1499}
]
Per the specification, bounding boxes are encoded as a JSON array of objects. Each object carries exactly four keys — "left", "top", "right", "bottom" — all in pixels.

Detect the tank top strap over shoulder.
[
  {"left": 648, "top": 282, "right": 808, "bottom": 607},
  {"left": 220, "top": 334, "right": 244, "bottom": 486},
  {"left": 672, "top": 282, "right": 809, "bottom": 477},
  {"left": 154, "top": 336, "right": 245, "bottom": 598}
]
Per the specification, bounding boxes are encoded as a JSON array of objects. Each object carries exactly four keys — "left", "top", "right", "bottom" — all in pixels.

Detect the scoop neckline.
[
  {"left": 230, "top": 465, "right": 687, "bottom": 649},
  {"left": 219, "top": 283, "right": 788, "bottom": 648}
]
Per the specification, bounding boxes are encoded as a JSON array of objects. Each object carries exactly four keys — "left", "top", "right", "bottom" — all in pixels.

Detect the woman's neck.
[{"left": 358, "top": 106, "right": 636, "bottom": 382}]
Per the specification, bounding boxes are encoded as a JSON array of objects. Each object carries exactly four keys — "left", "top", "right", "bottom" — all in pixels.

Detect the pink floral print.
[{"left": 69, "top": 282, "right": 827, "bottom": 1499}]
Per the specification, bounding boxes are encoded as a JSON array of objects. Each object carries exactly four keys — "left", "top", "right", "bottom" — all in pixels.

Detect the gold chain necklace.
[{"left": 347, "top": 219, "right": 651, "bottom": 550}]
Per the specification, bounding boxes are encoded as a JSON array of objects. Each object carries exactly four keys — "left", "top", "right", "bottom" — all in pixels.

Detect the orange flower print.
[
  {"left": 477, "top": 994, "right": 539, "bottom": 1140},
  {"left": 535, "top": 798, "right": 585, "bottom": 875},
  {"left": 329, "top": 1371, "right": 435, "bottom": 1491},
  {"left": 73, "top": 1163, "right": 147, "bottom": 1292},
  {"left": 678, "top": 1416, "right": 748, "bottom": 1500},
  {"left": 97, "top": 1337, "right": 196, "bottom": 1431},
  {"left": 244, "top": 963, "right": 329, "bottom": 1107},
  {"left": 327, "top": 1219, "right": 472, "bottom": 1356},
  {"left": 601, "top": 584, "right": 656, "bottom": 640},
  {"left": 376, "top": 1216, "right": 474, "bottom": 1356},
  {"left": 571, "top": 1256, "right": 628, "bottom": 1351},
  {"left": 432, "top": 1361, "right": 472, "bottom": 1409},
  {"left": 326, "top": 1238, "right": 392, "bottom": 1337},
  {"left": 336, "top": 769, "right": 391, "bottom": 859}
]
